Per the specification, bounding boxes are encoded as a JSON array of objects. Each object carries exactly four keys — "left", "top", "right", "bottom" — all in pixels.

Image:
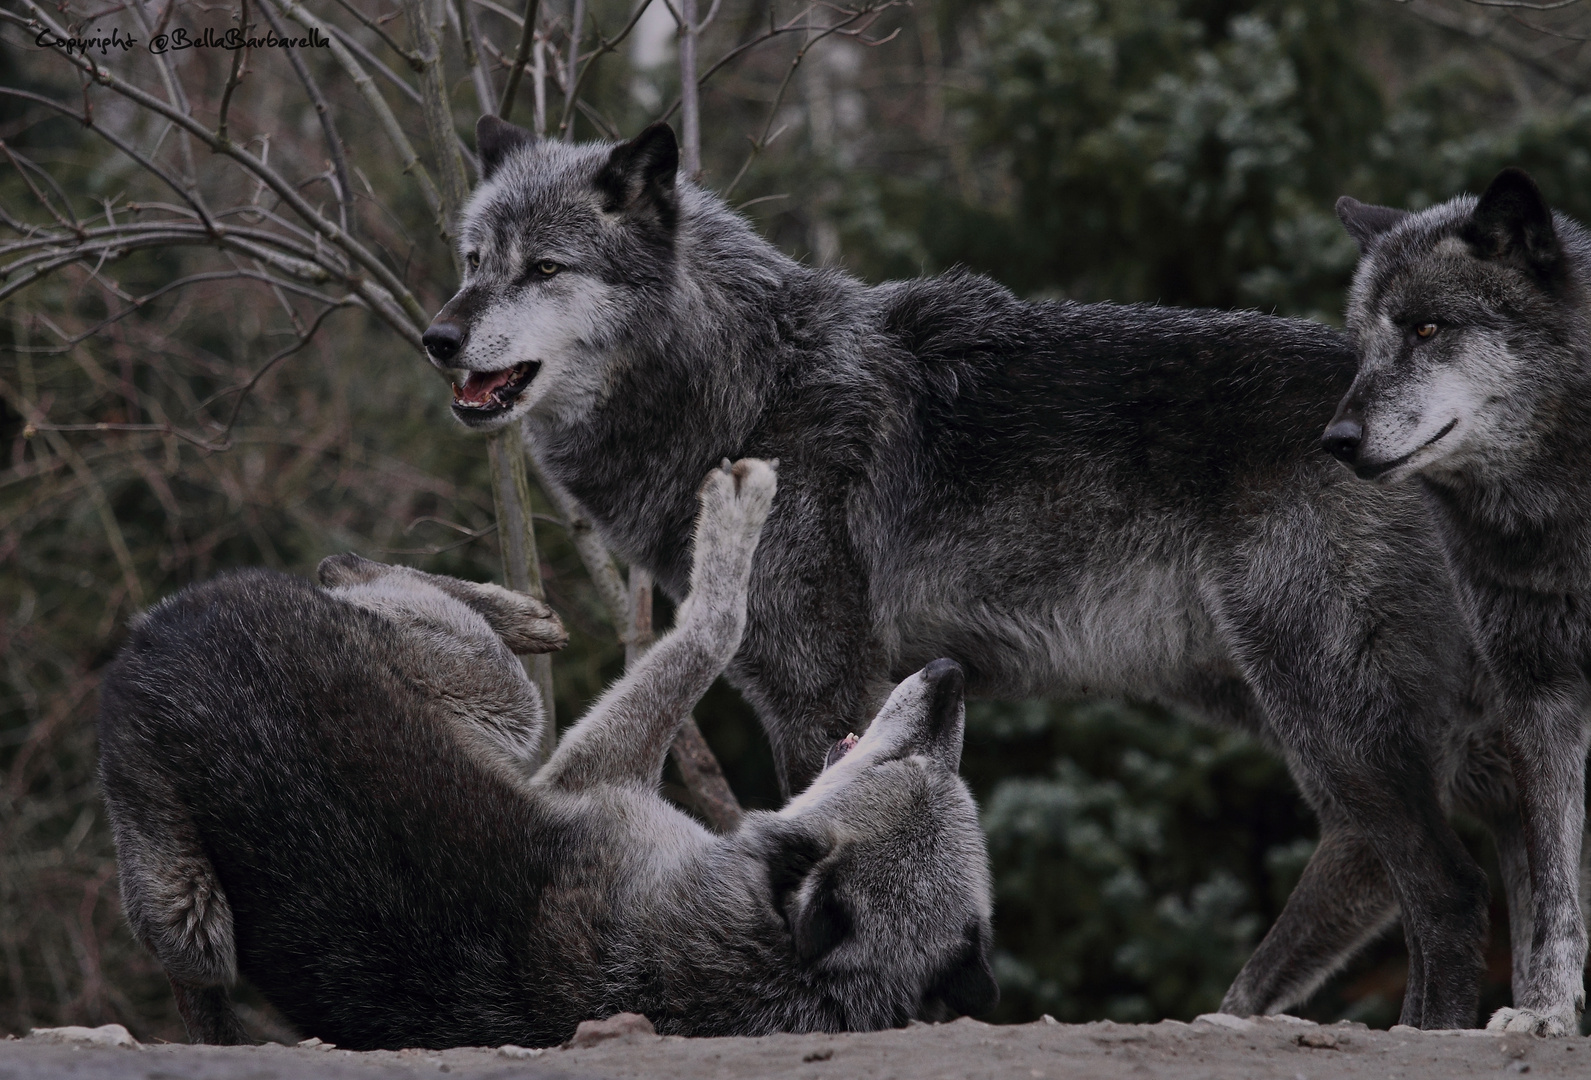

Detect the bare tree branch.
[
  {"left": 257, "top": 0, "right": 356, "bottom": 236},
  {"left": 498, "top": 0, "right": 543, "bottom": 120},
  {"left": 556, "top": 0, "right": 658, "bottom": 139},
  {"left": 724, "top": 2, "right": 904, "bottom": 198},
  {"left": 262, "top": 0, "right": 446, "bottom": 235}
]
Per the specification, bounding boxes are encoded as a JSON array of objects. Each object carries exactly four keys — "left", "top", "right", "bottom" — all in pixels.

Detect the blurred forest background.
[{"left": 4, "top": 0, "right": 1591, "bottom": 1041}]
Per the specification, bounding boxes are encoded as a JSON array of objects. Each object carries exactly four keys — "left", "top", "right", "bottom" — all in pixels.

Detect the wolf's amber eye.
[
  {"left": 1415, "top": 323, "right": 1438, "bottom": 339},
  {"left": 466, "top": 251, "right": 480, "bottom": 272},
  {"left": 535, "top": 260, "right": 561, "bottom": 277}
]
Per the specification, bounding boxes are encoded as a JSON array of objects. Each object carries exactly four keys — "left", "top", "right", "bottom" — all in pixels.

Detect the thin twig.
[
  {"left": 327, "top": 0, "right": 422, "bottom": 67},
  {"left": 455, "top": 0, "right": 497, "bottom": 117},
  {"left": 654, "top": 10, "right": 816, "bottom": 125},
  {"left": 498, "top": 0, "right": 542, "bottom": 120},
  {"left": 9, "top": 1, "right": 425, "bottom": 332},
  {"left": 259, "top": 0, "right": 446, "bottom": 235},
  {"left": 257, "top": 0, "right": 355, "bottom": 236},
  {"left": 216, "top": 0, "right": 251, "bottom": 145},
  {"left": 403, "top": 0, "right": 471, "bottom": 238},
  {"left": 723, "top": 2, "right": 902, "bottom": 198},
  {"left": 556, "top": 0, "right": 658, "bottom": 139}
]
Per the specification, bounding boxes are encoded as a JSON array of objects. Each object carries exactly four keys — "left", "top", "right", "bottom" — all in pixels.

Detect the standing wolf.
[
  {"left": 422, "top": 117, "right": 1495, "bottom": 1027},
  {"left": 1325, "top": 169, "right": 1591, "bottom": 1035},
  {"left": 99, "top": 459, "right": 997, "bottom": 1047}
]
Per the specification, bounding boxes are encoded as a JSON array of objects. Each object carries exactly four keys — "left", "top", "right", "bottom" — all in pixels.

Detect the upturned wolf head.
[
  {"left": 1324, "top": 168, "right": 1591, "bottom": 484},
  {"left": 749, "top": 657, "right": 997, "bottom": 1025},
  {"left": 422, "top": 118, "right": 696, "bottom": 429}
]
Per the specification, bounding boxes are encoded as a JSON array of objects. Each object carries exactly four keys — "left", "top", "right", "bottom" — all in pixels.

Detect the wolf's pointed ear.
[
  {"left": 922, "top": 658, "right": 966, "bottom": 773},
  {"left": 477, "top": 116, "right": 535, "bottom": 181},
  {"left": 763, "top": 822, "right": 849, "bottom": 962},
  {"left": 1462, "top": 167, "right": 1562, "bottom": 285},
  {"left": 595, "top": 122, "right": 679, "bottom": 224},
  {"left": 789, "top": 864, "right": 852, "bottom": 963},
  {"left": 1336, "top": 197, "right": 1408, "bottom": 253}
]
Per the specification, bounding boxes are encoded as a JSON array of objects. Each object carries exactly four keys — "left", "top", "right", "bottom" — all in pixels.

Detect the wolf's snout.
[
  {"left": 1322, "top": 416, "right": 1364, "bottom": 464},
  {"left": 423, "top": 320, "right": 465, "bottom": 363},
  {"left": 922, "top": 657, "right": 964, "bottom": 694},
  {"left": 923, "top": 658, "right": 965, "bottom": 734}
]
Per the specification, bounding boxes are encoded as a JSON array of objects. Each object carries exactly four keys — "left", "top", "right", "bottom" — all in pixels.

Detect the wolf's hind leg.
[
  {"left": 1221, "top": 824, "right": 1398, "bottom": 1016},
  {"left": 538, "top": 459, "right": 777, "bottom": 792},
  {"left": 112, "top": 804, "right": 246, "bottom": 1044},
  {"left": 169, "top": 981, "right": 248, "bottom": 1045},
  {"left": 317, "top": 553, "right": 568, "bottom": 655}
]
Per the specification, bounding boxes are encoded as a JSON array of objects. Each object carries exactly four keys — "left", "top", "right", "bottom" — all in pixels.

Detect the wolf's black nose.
[
  {"left": 423, "top": 320, "right": 464, "bottom": 363},
  {"left": 1322, "top": 418, "right": 1364, "bottom": 463}
]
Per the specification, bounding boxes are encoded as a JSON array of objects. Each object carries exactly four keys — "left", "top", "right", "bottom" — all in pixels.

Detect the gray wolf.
[
  {"left": 98, "top": 459, "right": 997, "bottom": 1048},
  {"left": 417, "top": 116, "right": 1503, "bottom": 1029},
  {"left": 1327, "top": 168, "right": 1591, "bottom": 1035}
]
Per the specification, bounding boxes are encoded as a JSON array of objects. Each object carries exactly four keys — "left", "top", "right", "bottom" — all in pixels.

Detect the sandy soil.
[{"left": 5, "top": 1014, "right": 1587, "bottom": 1080}]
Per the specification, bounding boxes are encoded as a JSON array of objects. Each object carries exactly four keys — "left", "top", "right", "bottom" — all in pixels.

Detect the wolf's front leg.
[
  {"left": 537, "top": 458, "right": 777, "bottom": 792},
  {"left": 1488, "top": 694, "right": 1590, "bottom": 1036}
]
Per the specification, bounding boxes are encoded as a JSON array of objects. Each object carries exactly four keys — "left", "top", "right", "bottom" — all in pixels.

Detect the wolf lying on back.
[
  {"left": 1327, "top": 170, "right": 1591, "bottom": 1035},
  {"left": 98, "top": 459, "right": 996, "bottom": 1048},
  {"left": 420, "top": 117, "right": 1501, "bottom": 1028}
]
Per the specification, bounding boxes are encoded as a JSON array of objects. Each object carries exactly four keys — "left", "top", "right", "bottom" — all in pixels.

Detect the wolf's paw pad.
[
  {"left": 697, "top": 457, "right": 778, "bottom": 543},
  {"left": 1486, "top": 1006, "right": 1577, "bottom": 1037}
]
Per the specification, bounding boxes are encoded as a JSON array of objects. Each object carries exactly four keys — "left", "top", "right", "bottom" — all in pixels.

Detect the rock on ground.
[{"left": 3, "top": 1014, "right": 1587, "bottom": 1079}]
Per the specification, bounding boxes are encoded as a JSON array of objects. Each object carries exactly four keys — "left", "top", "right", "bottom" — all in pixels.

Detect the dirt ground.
[{"left": 4, "top": 1013, "right": 1587, "bottom": 1080}]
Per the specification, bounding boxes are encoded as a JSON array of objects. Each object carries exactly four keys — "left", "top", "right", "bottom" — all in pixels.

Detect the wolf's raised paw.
[
  {"left": 680, "top": 458, "right": 777, "bottom": 614},
  {"left": 696, "top": 457, "right": 777, "bottom": 548},
  {"left": 1486, "top": 1006, "right": 1578, "bottom": 1037}
]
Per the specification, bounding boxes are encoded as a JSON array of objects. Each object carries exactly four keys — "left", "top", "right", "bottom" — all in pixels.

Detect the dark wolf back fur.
[{"left": 100, "top": 572, "right": 591, "bottom": 1048}]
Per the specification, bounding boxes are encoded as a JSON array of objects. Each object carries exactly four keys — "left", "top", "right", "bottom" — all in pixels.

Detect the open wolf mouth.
[
  {"left": 451, "top": 361, "right": 540, "bottom": 420},
  {"left": 823, "top": 733, "right": 860, "bottom": 771}
]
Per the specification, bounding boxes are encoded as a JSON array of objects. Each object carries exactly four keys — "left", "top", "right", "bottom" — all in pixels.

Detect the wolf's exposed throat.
[{"left": 452, "top": 361, "right": 539, "bottom": 414}]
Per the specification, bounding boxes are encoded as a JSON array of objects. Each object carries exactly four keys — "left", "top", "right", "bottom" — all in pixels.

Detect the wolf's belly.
[{"left": 878, "top": 554, "right": 1224, "bottom": 702}]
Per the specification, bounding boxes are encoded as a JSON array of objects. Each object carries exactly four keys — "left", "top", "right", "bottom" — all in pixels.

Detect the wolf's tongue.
[{"left": 456, "top": 368, "right": 515, "bottom": 405}]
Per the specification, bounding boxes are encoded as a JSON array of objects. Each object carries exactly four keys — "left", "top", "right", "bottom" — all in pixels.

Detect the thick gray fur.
[
  {"left": 98, "top": 459, "right": 996, "bottom": 1048},
  {"left": 1328, "top": 169, "right": 1591, "bottom": 1035},
  {"left": 417, "top": 118, "right": 1535, "bottom": 1030}
]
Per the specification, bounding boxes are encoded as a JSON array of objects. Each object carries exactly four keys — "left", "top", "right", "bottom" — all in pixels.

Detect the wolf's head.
[
  {"left": 1324, "top": 168, "right": 1589, "bottom": 484},
  {"left": 422, "top": 118, "right": 682, "bottom": 430},
  {"left": 748, "top": 658, "right": 997, "bottom": 1027}
]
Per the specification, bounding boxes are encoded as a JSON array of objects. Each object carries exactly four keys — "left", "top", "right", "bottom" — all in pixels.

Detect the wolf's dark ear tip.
[
  {"left": 1488, "top": 166, "right": 1541, "bottom": 194},
  {"left": 637, "top": 120, "right": 679, "bottom": 149},
  {"left": 317, "top": 552, "right": 366, "bottom": 586},
  {"left": 476, "top": 115, "right": 535, "bottom": 181},
  {"left": 1336, "top": 196, "right": 1409, "bottom": 252},
  {"left": 1468, "top": 166, "right": 1560, "bottom": 277}
]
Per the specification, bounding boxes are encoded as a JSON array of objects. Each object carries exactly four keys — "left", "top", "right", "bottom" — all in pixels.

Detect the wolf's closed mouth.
[
  {"left": 452, "top": 361, "right": 539, "bottom": 414},
  {"left": 1354, "top": 417, "right": 1458, "bottom": 480}
]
